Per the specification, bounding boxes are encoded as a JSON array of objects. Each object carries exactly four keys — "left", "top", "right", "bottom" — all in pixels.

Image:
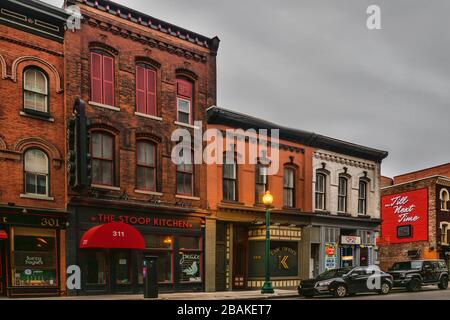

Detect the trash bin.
[{"left": 143, "top": 255, "right": 158, "bottom": 298}]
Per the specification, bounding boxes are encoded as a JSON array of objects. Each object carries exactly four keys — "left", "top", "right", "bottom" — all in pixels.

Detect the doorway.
[
  {"left": 359, "top": 247, "right": 369, "bottom": 266},
  {"left": 0, "top": 241, "right": 5, "bottom": 296},
  {"left": 110, "top": 250, "right": 132, "bottom": 294},
  {"left": 232, "top": 226, "right": 247, "bottom": 290},
  {"left": 215, "top": 222, "right": 227, "bottom": 291}
]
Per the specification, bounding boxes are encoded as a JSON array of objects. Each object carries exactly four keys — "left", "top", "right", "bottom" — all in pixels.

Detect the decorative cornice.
[
  {"left": 0, "top": 35, "right": 64, "bottom": 57},
  {"left": 437, "top": 178, "right": 450, "bottom": 187},
  {"left": 313, "top": 151, "right": 376, "bottom": 170},
  {"left": 70, "top": 0, "right": 219, "bottom": 54},
  {"left": 82, "top": 14, "right": 208, "bottom": 64}
]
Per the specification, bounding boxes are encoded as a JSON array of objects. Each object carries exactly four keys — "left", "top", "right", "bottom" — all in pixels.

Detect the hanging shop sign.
[
  {"left": 381, "top": 188, "right": 428, "bottom": 244},
  {"left": 341, "top": 235, "right": 361, "bottom": 245}
]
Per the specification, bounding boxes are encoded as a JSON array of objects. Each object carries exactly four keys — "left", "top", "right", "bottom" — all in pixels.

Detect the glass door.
[
  {"left": 110, "top": 250, "right": 132, "bottom": 294},
  {"left": 83, "top": 250, "right": 108, "bottom": 294}
]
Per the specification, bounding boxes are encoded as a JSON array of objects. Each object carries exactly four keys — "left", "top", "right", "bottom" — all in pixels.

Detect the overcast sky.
[{"left": 43, "top": 0, "right": 450, "bottom": 177}]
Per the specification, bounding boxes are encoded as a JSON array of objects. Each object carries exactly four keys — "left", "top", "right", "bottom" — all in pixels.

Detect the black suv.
[
  {"left": 388, "top": 260, "right": 449, "bottom": 292},
  {"left": 299, "top": 266, "right": 393, "bottom": 298}
]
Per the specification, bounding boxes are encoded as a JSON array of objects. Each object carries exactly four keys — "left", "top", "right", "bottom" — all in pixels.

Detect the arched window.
[
  {"left": 222, "top": 153, "right": 237, "bottom": 201},
  {"left": 358, "top": 180, "right": 368, "bottom": 214},
  {"left": 24, "top": 149, "right": 49, "bottom": 195},
  {"left": 283, "top": 167, "right": 295, "bottom": 207},
  {"left": 91, "top": 51, "right": 115, "bottom": 106},
  {"left": 136, "top": 64, "right": 157, "bottom": 116},
  {"left": 315, "top": 173, "right": 326, "bottom": 210},
  {"left": 23, "top": 68, "right": 48, "bottom": 113},
  {"left": 255, "top": 163, "right": 268, "bottom": 204},
  {"left": 136, "top": 141, "right": 156, "bottom": 191},
  {"left": 441, "top": 189, "right": 450, "bottom": 211},
  {"left": 91, "top": 132, "right": 114, "bottom": 186},
  {"left": 176, "top": 78, "right": 193, "bottom": 125},
  {"left": 176, "top": 148, "right": 194, "bottom": 195},
  {"left": 338, "top": 176, "right": 348, "bottom": 213},
  {"left": 441, "top": 222, "right": 450, "bottom": 245}
]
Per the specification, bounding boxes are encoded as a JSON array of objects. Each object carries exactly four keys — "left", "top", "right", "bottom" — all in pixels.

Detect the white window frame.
[{"left": 23, "top": 68, "right": 48, "bottom": 113}]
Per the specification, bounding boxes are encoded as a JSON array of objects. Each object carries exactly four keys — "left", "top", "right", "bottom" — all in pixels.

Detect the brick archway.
[{"left": 10, "top": 56, "right": 63, "bottom": 93}]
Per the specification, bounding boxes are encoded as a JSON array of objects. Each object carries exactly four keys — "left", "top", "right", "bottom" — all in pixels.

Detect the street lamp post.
[{"left": 261, "top": 191, "right": 275, "bottom": 294}]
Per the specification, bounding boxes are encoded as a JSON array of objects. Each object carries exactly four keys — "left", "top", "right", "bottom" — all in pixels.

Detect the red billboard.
[{"left": 381, "top": 188, "right": 428, "bottom": 244}]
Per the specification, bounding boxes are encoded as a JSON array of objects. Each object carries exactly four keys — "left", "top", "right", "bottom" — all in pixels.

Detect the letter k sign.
[{"left": 278, "top": 256, "right": 289, "bottom": 270}]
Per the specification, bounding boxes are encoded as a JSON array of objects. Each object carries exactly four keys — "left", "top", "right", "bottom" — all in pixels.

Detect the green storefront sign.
[{"left": 248, "top": 241, "right": 298, "bottom": 277}]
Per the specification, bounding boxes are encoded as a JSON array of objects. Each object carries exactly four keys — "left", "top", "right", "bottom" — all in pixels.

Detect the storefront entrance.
[
  {"left": 110, "top": 250, "right": 133, "bottom": 294},
  {"left": 82, "top": 249, "right": 135, "bottom": 294},
  {"left": 0, "top": 240, "right": 5, "bottom": 296}
]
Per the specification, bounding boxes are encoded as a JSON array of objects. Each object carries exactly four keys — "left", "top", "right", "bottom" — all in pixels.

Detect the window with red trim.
[
  {"left": 176, "top": 149, "right": 193, "bottom": 195},
  {"left": 91, "top": 51, "right": 115, "bottom": 106},
  {"left": 91, "top": 132, "right": 114, "bottom": 186},
  {"left": 136, "top": 141, "right": 156, "bottom": 191},
  {"left": 136, "top": 65, "right": 157, "bottom": 116},
  {"left": 176, "top": 79, "right": 193, "bottom": 124}
]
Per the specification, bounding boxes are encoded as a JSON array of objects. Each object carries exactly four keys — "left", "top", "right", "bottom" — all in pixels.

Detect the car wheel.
[
  {"left": 378, "top": 282, "right": 391, "bottom": 295},
  {"left": 438, "top": 276, "right": 449, "bottom": 290},
  {"left": 334, "top": 285, "right": 348, "bottom": 298},
  {"left": 407, "top": 278, "right": 422, "bottom": 292}
]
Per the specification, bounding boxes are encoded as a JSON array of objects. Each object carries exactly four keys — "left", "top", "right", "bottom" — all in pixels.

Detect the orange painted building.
[{"left": 205, "top": 107, "right": 315, "bottom": 291}]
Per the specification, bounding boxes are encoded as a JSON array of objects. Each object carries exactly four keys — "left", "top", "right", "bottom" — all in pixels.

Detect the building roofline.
[
  {"left": 13, "top": 0, "right": 70, "bottom": 20},
  {"left": 393, "top": 162, "right": 450, "bottom": 180},
  {"left": 65, "top": 0, "right": 220, "bottom": 53},
  {"left": 380, "top": 174, "right": 450, "bottom": 190},
  {"left": 207, "top": 106, "right": 389, "bottom": 162}
]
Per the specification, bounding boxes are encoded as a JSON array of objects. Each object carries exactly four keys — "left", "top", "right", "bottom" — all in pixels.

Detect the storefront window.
[
  {"left": 144, "top": 234, "right": 173, "bottom": 283},
  {"left": 12, "top": 227, "right": 57, "bottom": 287},
  {"left": 85, "top": 251, "right": 107, "bottom": 285},
  {"left": 179, "top": 236, "right": 201, "bottom": 283}
]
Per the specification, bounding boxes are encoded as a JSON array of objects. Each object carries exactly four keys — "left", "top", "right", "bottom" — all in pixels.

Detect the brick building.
[
  {"left": 379, "top": 164, "right": 450, "bottom": 271},
  {"left": 63, "top": 0, "right": 219, "bottom": 295},
  {"left": 0, "top": 0, "right": 69, "bottom": 297},
  {"left": 206, "top": 107, "right": 388, "bottom": 291}
]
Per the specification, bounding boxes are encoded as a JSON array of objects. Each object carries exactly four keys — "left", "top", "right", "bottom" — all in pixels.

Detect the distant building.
[{"left": 379, "top": 163, "right": 450, "bottom": 271}]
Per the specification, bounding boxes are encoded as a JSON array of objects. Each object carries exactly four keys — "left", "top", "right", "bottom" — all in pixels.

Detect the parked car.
[
  {"left": 298, "top": 266, "right": 393, "bottom": 298},
  {"left": 388, "top": 260, "right": 449, "bottom": 292}
]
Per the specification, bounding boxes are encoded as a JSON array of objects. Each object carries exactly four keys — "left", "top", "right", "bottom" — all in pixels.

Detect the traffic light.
[
  {"left": 68, "top": 98, "right": 92, "bottom": 189},
  {"left": 67, "top": 117, "right": 78, "bottom": 188},
  {"left": 74, "top": 98, "right": 92, "bottom": 188}
]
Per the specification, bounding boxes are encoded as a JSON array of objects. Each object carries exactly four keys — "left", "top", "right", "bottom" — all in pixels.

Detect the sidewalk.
[{"left": 3, "top": 289, "right": 299, "bottom": 300}]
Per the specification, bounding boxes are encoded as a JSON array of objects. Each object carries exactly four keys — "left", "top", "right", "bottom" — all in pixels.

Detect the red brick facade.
[
  {"left": 65, "top": 2, "right": 218, "bottom": 206},
  {"left": 0, "top": 0, "right": 69, "bottom": 297},
  {"left": 0, "top": 26, "right": 66, "bottom": 209}
]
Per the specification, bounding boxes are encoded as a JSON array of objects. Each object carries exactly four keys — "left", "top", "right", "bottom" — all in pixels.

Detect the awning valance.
[
  {"left": 0, "top": 230, "right": 7, "bottom": 239},
  {"left": 80, "top": 222, "right": 145, "bottom": 249}
]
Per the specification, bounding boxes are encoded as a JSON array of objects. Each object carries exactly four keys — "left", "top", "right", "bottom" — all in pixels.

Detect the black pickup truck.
[{"left": 388, "top": 260, "right": 449, "bottom": 292}]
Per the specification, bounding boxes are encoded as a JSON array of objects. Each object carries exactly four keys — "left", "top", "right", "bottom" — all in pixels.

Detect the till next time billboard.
[{"left": 381, "top": 188, "right": 429, "bottom": 244}]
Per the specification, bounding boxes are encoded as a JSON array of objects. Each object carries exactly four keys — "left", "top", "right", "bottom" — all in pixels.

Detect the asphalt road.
[{"left": 283, "top": 286, "right": 450, "bottom": 300}]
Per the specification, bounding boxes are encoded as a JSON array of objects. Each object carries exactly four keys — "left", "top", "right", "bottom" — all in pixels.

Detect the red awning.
[
  {"left": 80, "top": 222, "right": 145, "bottom": 249},
  {"left": 0, "top": 230, "right": 7, "bottom": 239}
]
